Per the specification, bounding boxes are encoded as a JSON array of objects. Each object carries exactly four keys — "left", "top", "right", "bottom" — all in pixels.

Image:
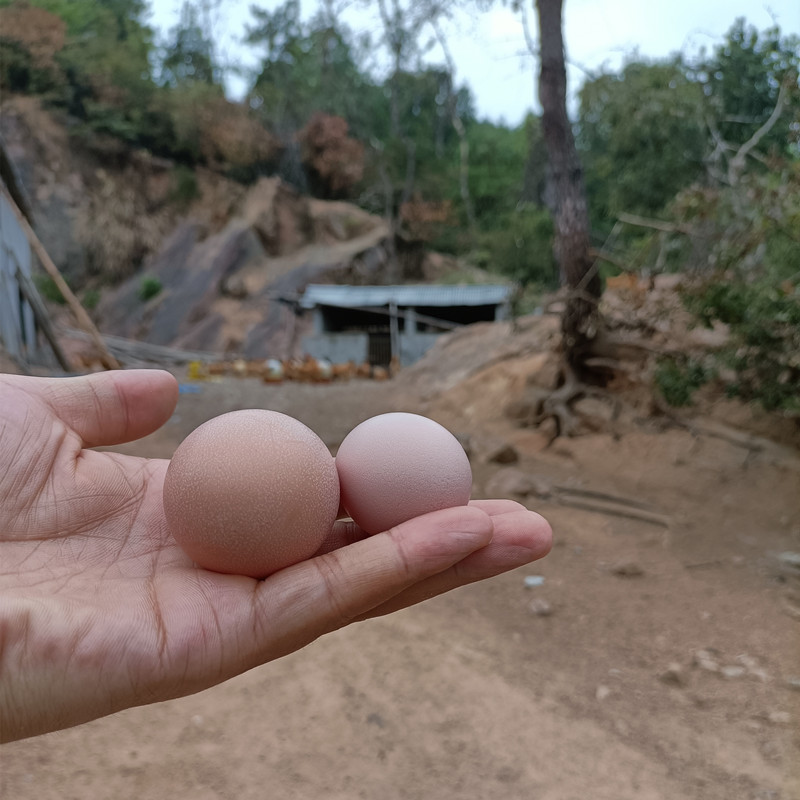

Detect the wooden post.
[
  {"left": 389, "top": 300, "right": 400, "bottom": 366},
  {"left": 14, "top": 266, "right": 73, "bottom": 371},
  {"left": 0, "top": 185, "right": 120, "bottom": 370}
]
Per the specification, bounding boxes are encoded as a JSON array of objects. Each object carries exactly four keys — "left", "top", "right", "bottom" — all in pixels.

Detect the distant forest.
[{"left": 1, "top": 0, "right": 799, "bottom": 411}]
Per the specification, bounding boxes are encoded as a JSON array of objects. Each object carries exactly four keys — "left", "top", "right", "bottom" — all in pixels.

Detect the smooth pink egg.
[
  {"left": 163, "top": 409, "right": 339, "bottom": 578},
  {"left": 335, "top": 412, "right": 472, "bottom": 534}
]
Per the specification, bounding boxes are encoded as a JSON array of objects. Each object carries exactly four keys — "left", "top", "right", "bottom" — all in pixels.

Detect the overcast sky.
[{"left": 148, "top": 0, "right": 800, "bottom": 126}]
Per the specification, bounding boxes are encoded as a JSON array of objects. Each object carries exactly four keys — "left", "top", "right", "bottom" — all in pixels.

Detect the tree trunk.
[{"left": 535, "top": 0, "right": 601, "bottom": 378}]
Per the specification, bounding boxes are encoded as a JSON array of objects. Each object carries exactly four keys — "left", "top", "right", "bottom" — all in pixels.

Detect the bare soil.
[{"left": 2, "top": 340, "right": 799, "bottom": 800}]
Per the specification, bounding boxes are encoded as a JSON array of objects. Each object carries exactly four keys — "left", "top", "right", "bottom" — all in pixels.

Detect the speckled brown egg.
[
  {"left": 163, "top": 409, "right": 339, "bottom": 578},
  {"left": 335, "top": 412, "right": 472, "bottom": 535}
]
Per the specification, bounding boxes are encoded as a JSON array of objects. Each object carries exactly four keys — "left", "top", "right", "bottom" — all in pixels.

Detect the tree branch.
[
  {"left": 727, "top": 77, "right": 790, "bottom": 185},
  {"left": 618, "top": 212, "right": 693, "bottom": 236}
]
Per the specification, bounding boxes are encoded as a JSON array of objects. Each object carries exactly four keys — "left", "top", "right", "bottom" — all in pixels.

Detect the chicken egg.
[
  {"left": 163, "top": 409, "right": 339, "bottom": 578},
  {"left": 335, "top": 412, "right": 472, "bottom": 535}
]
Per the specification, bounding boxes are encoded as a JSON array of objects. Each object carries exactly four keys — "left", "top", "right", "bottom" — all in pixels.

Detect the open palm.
[{"left": 0, "top": 370, "right": 551, "bottom": 743}]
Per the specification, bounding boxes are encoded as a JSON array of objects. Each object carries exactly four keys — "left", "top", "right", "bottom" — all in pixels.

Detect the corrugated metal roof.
[{"left": 300, "top": 284, "right": 513, "bottom": 309}]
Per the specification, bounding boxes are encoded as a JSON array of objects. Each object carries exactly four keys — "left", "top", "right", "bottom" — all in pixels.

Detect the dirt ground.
[{"left": 2, "top": 342, "right": 800, "bottom": 800}]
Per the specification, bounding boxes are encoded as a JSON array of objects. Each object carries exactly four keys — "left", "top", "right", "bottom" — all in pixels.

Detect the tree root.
[{"left": 533, "top": 365, "right": 621, "bottom": 440}]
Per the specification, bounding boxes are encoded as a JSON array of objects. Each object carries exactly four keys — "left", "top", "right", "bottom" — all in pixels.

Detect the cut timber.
[
  {"left": 64, "top": 328, "right": 217, "bottom": 367},
  {"left": 1, "top": 185, "right": 120, "bottom": 370}
]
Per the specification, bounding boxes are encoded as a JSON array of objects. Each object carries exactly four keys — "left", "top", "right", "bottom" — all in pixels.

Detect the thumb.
[{"left": 37, "top": 369, "right": 179, "bottom": 447}]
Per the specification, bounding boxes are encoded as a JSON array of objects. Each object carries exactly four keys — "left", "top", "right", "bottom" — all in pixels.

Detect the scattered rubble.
[
  {"left": 610, "top": 559, "right": 645, "bottom": 578},
  {"left": 528, "top": 598, "right": 553, "bottom": 617}
]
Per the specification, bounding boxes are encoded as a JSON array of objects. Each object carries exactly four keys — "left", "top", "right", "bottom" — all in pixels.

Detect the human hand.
[{"left": 0, "top": 370, "right": 551, "bottom": 743}]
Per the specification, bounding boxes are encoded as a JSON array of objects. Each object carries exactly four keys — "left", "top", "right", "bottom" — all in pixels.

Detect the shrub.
[
  {"left": 476, "top": 206, "right": 557, "bottom": 288},
  {"left": 139, "top": 275, "right": 162, "bottom": 302},
  {"left": 655, "top": 356, "right": 713, "bottom": 407},
  {"left": 683, "top": 277, "right": 800, "bottom": 412}
]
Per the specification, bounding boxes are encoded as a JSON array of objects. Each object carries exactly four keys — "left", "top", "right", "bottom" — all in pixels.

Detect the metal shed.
[{"left": 299, "top": 283, "right": 513, "bottom": 367}]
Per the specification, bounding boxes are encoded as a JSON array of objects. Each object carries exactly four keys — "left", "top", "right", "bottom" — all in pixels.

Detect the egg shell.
[
  {"left": 335, "top": 412, "right": 472, "bottom": 535},
  {"left": 163, "top": 409, "right": 339, "bottom": 578}
]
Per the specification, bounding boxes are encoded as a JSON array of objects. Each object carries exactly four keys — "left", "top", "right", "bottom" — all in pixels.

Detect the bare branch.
[
  {"left": 727, "top": 77, "right": 790, "bottom": 185},
  {"left": 429, "top": 17, "right": 476, "bottom": 230},
  {"left": 519, "top": 1, "right": 538, "bottom": 58},
  {"left": 618, "top": 212, "right": 693, "bottom": 236}
]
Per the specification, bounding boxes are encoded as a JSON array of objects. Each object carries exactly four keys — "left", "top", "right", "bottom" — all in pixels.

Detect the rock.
[
  {"left": 524, "top": 352, "right": 562, "bottom": 391},
  {"left": 472, "top": 436, "right": 519, "bottom": 464},
  {"left": 766, "top": 710, "right": 791, "bottom": 726},
  {"left": 786, "top": 677, "right": 800, "bottom": 692},
  {"left": 487, "top": 442, "right": 520, "bottom": 465},
  {"left": 773, "top": 551, "right": 800, "bottom": 578},
  {"left": 653, "top": 273, "right": 684, "bottom": 292},
  {"left": 537, "top": 416, "right": 559, "bottom": 441},
  {"left": 595, "top": 684, "right": 612, "bottom": 701},
  {"left": 241, "top": 177, "right": 312, "bottom": 257},
  {"left": 610, "top": 559, "right": 645, "bottom": 578},
  {"left": 659, "top": 663, "right": 687, "bottom": 687},
  {"left": 528, "top": 598, "right": 553, "bottom": 616},
  {"left": 485, "top": 467, "right": 552, "bottom": 500},
  {"left": 574, "top": 396, "right": 616, "bottom": 426},
  {"left": 693, "top": 649, "right": 720, "bottom": 672},
  {"left": 523, "top": 575, "right": 545, "bottom": 588},
  {"left": 736, "top": 653, "right": 770, "bottom": 682},
  {"left": 504, "top": 387, "right": 548, "bottom": 427},
  {"left": 720, "top": 665, "right": 747, "bottom": 679}
]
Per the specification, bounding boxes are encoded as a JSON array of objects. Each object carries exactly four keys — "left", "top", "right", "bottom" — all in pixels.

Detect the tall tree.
[
  {"left": 159, "top": 0, "right": 219, "bottom": 87},
  {"left": 535, "top": 0, "right": 599, "bottom": 378}
]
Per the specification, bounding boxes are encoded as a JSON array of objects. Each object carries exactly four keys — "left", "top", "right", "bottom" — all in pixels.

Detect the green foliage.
[
  {"left": 138, "top": 275, "right": 162, "bottom": 302},
  {"left": 474, "top": 205, "right": 557, "bottom": 288},
  {"left": 35, "top": 274, "right": 66, "bottom": 305},
  {"left": 683, "top": 276, "right": 800, "bottom": 412},
  {"left": 692, "top": 18, "right": 800, "bottom": 158},
  {"left": 578, "top": 59, "right": 707, "bottom": 227},
  {"left": 468, "top": 120, "right": 529, "bottom": 225},
  {"left": 82, "top": 288, "right": 101, "bottom": 310},
  {"left": 0, "top": 40, "right": 59, "bottom": 94},
  {"left": 158, "top": 1, "right": 218, "bottom": 87},
  {"left": 170, "top": 165, "right": 200, "bottom": 207},
  {"left": 655, "top": 356, "right": 713, "bottom": 407},
  {"left": 617, "top": 160, "right": 800, "bottom": 413},
  {"left": 246, "top": 1, "right": 377, "bottom": 135}
]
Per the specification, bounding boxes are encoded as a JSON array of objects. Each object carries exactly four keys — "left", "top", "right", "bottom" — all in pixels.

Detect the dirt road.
[{"left": 2, "top": 370, "right": 799, "bottom": 799}]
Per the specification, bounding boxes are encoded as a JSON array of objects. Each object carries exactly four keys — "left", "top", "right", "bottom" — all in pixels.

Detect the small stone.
[
  {"left": 528, "top": 598, "right": 553, "bottom": 616},
  {"left": 720, "top": 665, "right": 746, "bottom": 679},
  {"left": 767, "top": 711, "right": 791, "bottom": 726},
  {"left": 610, "top": 559, "right": 645, "bottom": 578},
  {"left": 736, "top": 654, "right": 770, "bottom": 681},
  {"left": 523, "top": 575, "right": 546, "bottom": 588},
  {"left": 736, "top": 654, "right": 760, "bottom": 671},
  {"left": 693, "top": 650, "right": 720, "bottom": 672},
  {"left": 785, "top": 677, "right": 800, "bottom": 692},
  {"left": 776, "top": 551, "right": 800, "bottom": 568},
  {"left": 537, "top": 417, "right": 559, "bottom": 441},
  {"left": 596, "top": 684, "right": 612, "bottom": 701},
  {"left": 486, "top": 467, "right": 548, "bottom": 499},
  {"left": 659, "top": 663, "right": 686, "bottom": 687},
  {"left": 482, "top": 439, "right": 520, "bottom": 465}
]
